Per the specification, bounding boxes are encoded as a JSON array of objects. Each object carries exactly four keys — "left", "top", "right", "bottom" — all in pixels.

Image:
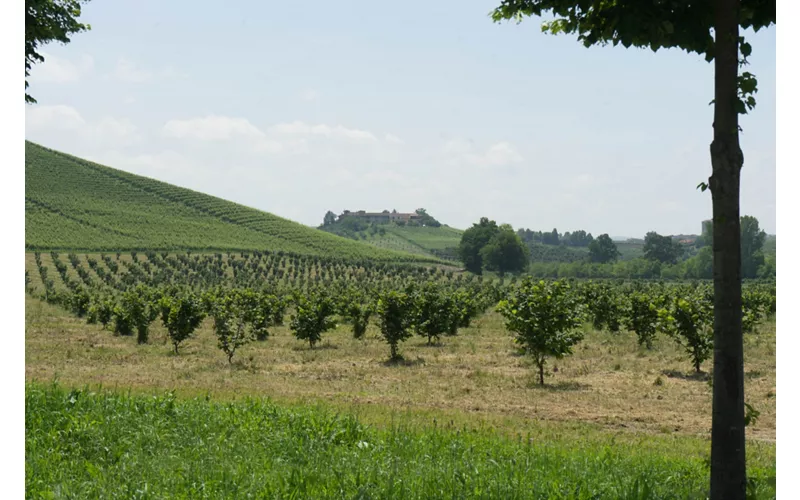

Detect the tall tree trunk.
[{"left": 709, "top": 0, "right": 746, "bottom": 498}]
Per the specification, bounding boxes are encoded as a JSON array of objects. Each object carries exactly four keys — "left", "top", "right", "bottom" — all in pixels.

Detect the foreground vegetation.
[
  {"left": 25, "top": 250, "right": 777, "bottom": 497},
  {"left": 24, "top": 142, "right": 437, "bottom": 263},
  {"left": 26, "top": 383, "right": 776, "bottom": 499}
]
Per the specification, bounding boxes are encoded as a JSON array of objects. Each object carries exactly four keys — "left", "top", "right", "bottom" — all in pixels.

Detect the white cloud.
[
  {"left": 30, "top": 52, "right": 94, "bottom": 83},
  {"left": 268, "top": 121, "right": 378, "bottom": 142},
  {"left": 300, "top": 89, "right": 321, "bottom": 101},
  {"left": 87, "top": 150, "right": 192, "bottom": 177},
  {"left": 162, "top": 115, "right": 266, "bottom": 141},
  {"left": 441, "top": 138, "right": 523, "bottom": 168},
  {"left": 26, "top": 105, "right": 141, "bottom": 148},
  {"left": 26, "top": 105, "right": 86, "bottom": 131},
  {"left": 113, "top": 58, "right": 152, "bottom": 83},
  {"left": 483, "top": 142, "right": 523, "bottom": 166},
  {"left": 384, "top": 133, "right": 405, "bottom": 145},
  {"left": 112, "top": 58, "right": 187, "bottom": 83}
]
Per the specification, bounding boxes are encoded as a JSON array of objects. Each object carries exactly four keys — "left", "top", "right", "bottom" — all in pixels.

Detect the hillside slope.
[
  {"left": 24, "top": 142, "right": 439, "bottom": 262},
  {"left": 321, "top": 223, "right": 463, "bottom": 261}
]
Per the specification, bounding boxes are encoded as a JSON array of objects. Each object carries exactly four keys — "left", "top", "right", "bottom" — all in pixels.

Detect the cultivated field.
[
  {"left": 23, "top": 145, "right": 777, "bottom": 498},
  {"left": 25, "top": 141, "right": 438, "bottom": 263}
]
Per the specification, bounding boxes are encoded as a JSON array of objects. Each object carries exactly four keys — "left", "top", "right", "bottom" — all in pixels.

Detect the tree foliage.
[
  {"left": 289, "top": 294, "right": 337, "bottom": 349},
  {"left": 479, "top": 225, "right": 529, "bottom": 276},
  {"left": 588, "top": 234, "right": 620, "bottom": 264},
  {"left": 457, "top": 218, "right": 500, "bottom": 274},
  {"left": 624, "top": 288, "right": 663, "bottom": 349},
  {"left": 413, "top": 282, "right": 457, "bottom": 344},
  {"left": 643, "top": 232, "right": 683, "bottom": 265},
  {"left": 322, "top": 210, "right": 337, "bottom": 227},
  {"left": 376, "top": 290, "right": 416, "bottom": 360},
  {"left": 497, "top": 278, "right": 584, "bottom": 385},
  {"left": 159, "top": 292, "right": 206, "bottom": 354},
  {"left": 25, "top": 0, "right": 92, "bottom": 104},
  {"left": 658, "top": 292, "right": 714, "bottom": 374}
]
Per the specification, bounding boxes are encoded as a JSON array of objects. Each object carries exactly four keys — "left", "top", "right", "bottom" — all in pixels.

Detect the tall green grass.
[{"left": 26, "top": 383, "right": 775, "bottom": 499}]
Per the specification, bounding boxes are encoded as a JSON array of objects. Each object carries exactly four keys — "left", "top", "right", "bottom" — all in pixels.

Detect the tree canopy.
[
  {"left": 643, "top": 232, "right": 683, "bottom": 265},
  {"left": 480, "top": 224, "right": 529, "bottom": 276},
  {"left": 588, "top": 234, "right": 620, "bottom": 263},
  {"left": 457, "top": 217, "right": 500, "bottom": 274},
  {"left": 26, "top": 0, "right": 92, "bottom": 104}
]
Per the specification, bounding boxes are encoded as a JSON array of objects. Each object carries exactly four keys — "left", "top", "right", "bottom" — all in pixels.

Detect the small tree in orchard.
[
  {"left": 376, "top": 290, "right": 416, "bottom": 360},
  {"left": 580, "top": 282, "right": 624, "bottom": 333},
  {"left": 159, "top": 293, "right": 206, "bottom": 354},
  {"left": 496, "top": 278, "right": 584, "bottom": 385},
  {"left": 251, "top": 292, "right": 283, "bottom": 341},
  {"left": 87, "top": 294, "right": 115, "bottom": 329},
  {"left": 112, "top": 287, "right": 157, "bottom": 344},
  {"left": 344, "top": 301, "right": 374, "bottom": 339},
  {"left": 413, "top": 283, "right": 455, "bottom": 345},
  {"left": 624, "top": 290, "right": 662, "bottom": 349},
  {"left": 209, "top": 296, "right": 252, "bottom": 364},
  {"left": 290, "top": 294, "right": 337, "bottom": 349},
  {"left": 658, "top": 293, "right": 714, "bottom": 374}
]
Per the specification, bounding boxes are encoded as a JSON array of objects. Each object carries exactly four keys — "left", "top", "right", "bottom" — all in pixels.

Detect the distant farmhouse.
[{"left": 339, "top": 210, "right": 422, "bottom": 225}]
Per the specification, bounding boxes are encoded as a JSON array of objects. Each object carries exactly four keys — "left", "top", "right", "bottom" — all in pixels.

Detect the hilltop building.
[{"left": 339, "top": 210, "right": 422, "bottom": 224}]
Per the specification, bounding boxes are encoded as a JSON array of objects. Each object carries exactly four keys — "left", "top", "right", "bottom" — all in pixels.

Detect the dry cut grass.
[{"left": 25, "top": 294, "right": 776, "bottom": 444}]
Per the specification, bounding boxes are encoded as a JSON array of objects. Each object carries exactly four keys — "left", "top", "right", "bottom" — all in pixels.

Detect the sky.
[{"left": 24, "top": 0, "right": 776, "bottom": 238}]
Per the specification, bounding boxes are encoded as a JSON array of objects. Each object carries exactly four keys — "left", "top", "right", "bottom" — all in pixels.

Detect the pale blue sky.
[{"left": 25, "top": 0, "right": 776, "bottom": 237}]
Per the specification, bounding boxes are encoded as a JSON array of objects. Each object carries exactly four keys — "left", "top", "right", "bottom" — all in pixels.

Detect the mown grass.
[
  {"left": 26, "top": 383, "right": 776, "bottom": 499},
  {"left": 25, "top": 293, "right": 777, "bottom": 442},
  {"left": 25, "top": 141, "right": 438, "bottom": 263}
]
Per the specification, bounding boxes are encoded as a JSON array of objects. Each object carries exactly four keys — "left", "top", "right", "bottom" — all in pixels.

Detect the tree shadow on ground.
[
  {"left": 291, "top": 343, "right": 339, "bottom": 352},
  {"left": 381, "top": 356, "right": 426, "bottom": 367},
  {"left": 529, "top": 380, "right": 589, "bottom": 392},
  {"left": 661, "top": 368, "right": 709, "bottom": 381},
  {"left": 414, "top": 341, "right": 445, "bottom": 349}
]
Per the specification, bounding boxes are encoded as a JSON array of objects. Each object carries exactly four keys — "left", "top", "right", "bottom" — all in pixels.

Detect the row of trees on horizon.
[{"left": 456, "top": 215, "right": 773, "bottom": 280}]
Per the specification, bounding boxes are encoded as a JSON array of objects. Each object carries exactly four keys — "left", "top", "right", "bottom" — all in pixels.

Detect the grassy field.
[
  {"left": 24, "top": 293, "right": 777, "bottom": 497},
  {"left": 26, "top": 382, "right": 776, "bottom": 499},
  {"left": 24, "top": 295, "right": 777, "bottom": 441},
  {"left": 25, "top": 142, "right": 438, "bottom": 263}
]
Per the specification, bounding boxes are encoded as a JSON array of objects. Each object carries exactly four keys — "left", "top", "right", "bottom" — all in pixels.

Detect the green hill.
[
  {"left": 321, "top": 222, "right": 463, "bottom": 261},
  {"left": 24, "top": 142, "right": 440, "bottom": 263}
]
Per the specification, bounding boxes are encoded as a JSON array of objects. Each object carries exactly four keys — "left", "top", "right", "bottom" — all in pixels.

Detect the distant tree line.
[
  {"left": 517, "top": 228, "right": 594, "bottom": 247},
  {"left": 459, "top": 216, "right": 773, "bottom": 280}
]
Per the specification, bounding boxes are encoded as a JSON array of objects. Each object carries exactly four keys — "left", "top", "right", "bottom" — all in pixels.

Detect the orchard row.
[{"left": 26, "top": 251, "right": 776, "bottom": 382}]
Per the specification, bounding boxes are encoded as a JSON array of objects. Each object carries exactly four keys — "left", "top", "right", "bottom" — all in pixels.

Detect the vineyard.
[{"left": 24, "top": 142, "right": 440, "bottom": 263}]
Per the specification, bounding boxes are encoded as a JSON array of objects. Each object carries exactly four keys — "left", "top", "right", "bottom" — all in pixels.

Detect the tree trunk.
[
  {"left": 709, "top": 1, "right": 746, "bottom": 498},
  {"left": 538, "top": 361, "right": 544, "bottom": 386}
]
